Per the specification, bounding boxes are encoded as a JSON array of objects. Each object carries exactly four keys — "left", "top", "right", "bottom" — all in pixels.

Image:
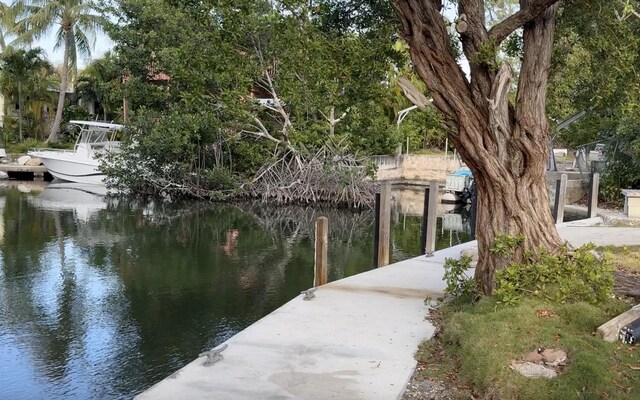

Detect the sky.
[
  {"left": 36, "top": 32, "right": 113, "bottom": 68},
  {"left": 1, "top": 1, "right": 114, "bottom": 68}
]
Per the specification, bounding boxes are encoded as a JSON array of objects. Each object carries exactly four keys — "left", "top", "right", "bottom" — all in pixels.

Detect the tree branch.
[
  {"left": 458, "top": 0, "right": 493, "bottom": 107},
  {"left": 488, "top": 0, "right": 561, "bottom": 44},
  {"left": 394, "top": 0, "right": 473, "bottom": 123}
]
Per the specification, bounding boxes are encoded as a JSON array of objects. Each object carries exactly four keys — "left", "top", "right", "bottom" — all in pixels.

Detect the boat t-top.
[{"left": 29, "top": 120, "right": 125, "bottom": 185}]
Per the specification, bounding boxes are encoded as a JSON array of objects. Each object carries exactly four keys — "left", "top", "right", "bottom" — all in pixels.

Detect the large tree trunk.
[
  {"left": 395, "top": 0, "right": 564, "bottom": 294},
  {"left": 18, "top": 82, "right": 23, "bottom": 142},
  {"left": 48, "top": 36, "right": 70, "bottom": 143}
]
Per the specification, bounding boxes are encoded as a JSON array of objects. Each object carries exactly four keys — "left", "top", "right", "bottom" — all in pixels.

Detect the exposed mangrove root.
[
  {"left": 245, "top": 147, "right": 377, "bottom": 208},
  {"left": 237, "top": 202, "right": 374, "bottom": 241}
]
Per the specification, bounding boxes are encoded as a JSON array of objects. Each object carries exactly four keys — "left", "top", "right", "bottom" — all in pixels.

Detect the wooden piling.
[
  {"left": 420, "top": 188, "right": 430, "bottom": 255},
  {"left": 373, "top": 193, "right": 380, "bottom": 268},
  {"left": 588, "top": 172, "right": 600, "bottom": 218},
  {"left": 314, "top": 217, "right": 328, "bottom": 287},
  {"left": 376, "top": 183, "right": 392, "bottom": 267},
  {"left": 420, "top": 181, "right": 439, "bottom": 254},
  {"left": 470, "top": 183, "right": 477, "bottom": 240},
  {"left": 553, "top": 173, "right": 568, "bottom": 224}
]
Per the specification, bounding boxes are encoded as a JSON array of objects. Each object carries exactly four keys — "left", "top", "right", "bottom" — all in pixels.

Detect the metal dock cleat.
[
  {"left": 301, "top": 287, "right": 317, "bottom": 301},
  {"left": 199, "top": 343, "right": 228, "bottom": 366}
]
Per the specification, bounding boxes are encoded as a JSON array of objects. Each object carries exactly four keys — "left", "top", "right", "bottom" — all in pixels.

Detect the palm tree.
[
  {"left": 0, "top": 4, "right": 12, "bottom": 52},
  {"left": 0, "top": 47, "right": 55, "bottom": 141},
  {"left": 12, "top": 0, "right": 106, "bottom": 142},
  {"left": 75, "top": 52, "right": 119, "bottom": 121}
]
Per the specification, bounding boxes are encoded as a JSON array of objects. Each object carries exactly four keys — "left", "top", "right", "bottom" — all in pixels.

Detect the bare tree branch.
[
  {"left": 488, "top": 0, "right": 561, "bottom": 44},
  {"left": 320, "top": 107, "right": 350, "bottom": 136}
]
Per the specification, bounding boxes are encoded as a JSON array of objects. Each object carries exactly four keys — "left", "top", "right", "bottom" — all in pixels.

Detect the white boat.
[
  {"left": 29, "top": 120, "right": 125, "bottom": 185},
  {"left": 27, "top": 181, "right": 108, "bottom": 221}
]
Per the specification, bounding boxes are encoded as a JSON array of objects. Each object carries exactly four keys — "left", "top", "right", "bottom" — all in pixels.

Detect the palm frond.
[
  {"left": 66, "top": 28, "right": 77, "bottom": 73},
  {"left": 73, "top": 25, "right": 91, "bottom": 60}
]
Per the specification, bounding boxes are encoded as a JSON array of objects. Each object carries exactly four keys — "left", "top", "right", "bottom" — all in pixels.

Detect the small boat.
[
  {"left": 442, "top": 168, "right": 474, "bottom": 203},
  {"left": 27, "top": 181, "right": 108, "bottom": 221},
  {"left": 29, "top": 120, "right": 124, "bottom": 185}
]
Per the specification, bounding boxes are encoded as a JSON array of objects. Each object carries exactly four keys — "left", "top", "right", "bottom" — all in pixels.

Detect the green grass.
[
  {"left": 418, "top": 298, "right": 639, "bottom": 399},
  {"left": 6, "top": 139, "right": 73, "bottom": 154},
  {"left": 598, "top": 245, "right": 640, "bottom": 273}
]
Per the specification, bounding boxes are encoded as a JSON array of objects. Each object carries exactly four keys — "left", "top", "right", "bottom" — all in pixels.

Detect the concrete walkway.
[
  {"left": 137, "top": 217, "right": 640, "bottom": 400},
  {"left": 558, "top": 218, "right": 640, "bottom": 247}
]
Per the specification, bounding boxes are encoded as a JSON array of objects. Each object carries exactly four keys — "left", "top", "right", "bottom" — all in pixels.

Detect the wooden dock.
[{"left": 0, "top": 164, "right": 52, "bottom": 180}]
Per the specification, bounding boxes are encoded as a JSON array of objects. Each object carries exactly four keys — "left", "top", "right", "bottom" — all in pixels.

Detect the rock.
[
  {"left": 523, "top": 350, "right": 544, "bottom": 364},
  {"left": 510, "top": 361, "right": 557, "bottom": 379},
  {"left": 0, "top": 171, "right": 8, "bottom": 179},
  {"left": 17, "top": 184, "right": 31, "bottom": 193},
  {"left": 460, "top": 247, "right": 478, "bottom": 265},
  {"left": 25, "top": 157, "right": 43, "bottom": 166},
  {"left": 17, "top": 155, "right": 31, "bottom": 165},
  {"left": 588, "top": 249, "right": 603, "bottom": 261},
  {"left": 541, "top": 348, "right": 567, "bottom": 367}
]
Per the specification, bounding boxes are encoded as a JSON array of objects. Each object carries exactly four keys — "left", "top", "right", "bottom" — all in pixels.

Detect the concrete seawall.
[
  {"left": 137, "top": 217, "right": 640, "bottom": 399},
  {"left": 136, "top": 241, "right": 476, "bottom": 400},
  {"left": 374, "top": 155, "right": 590, "bottom": 206},
  {"left": 373, "top": 154, "right": 462, "bottom": 182}
]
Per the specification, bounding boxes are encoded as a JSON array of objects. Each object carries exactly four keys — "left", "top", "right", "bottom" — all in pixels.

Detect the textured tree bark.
[{"left": 395, "top": 0, "right": 565, "bottom": 294}]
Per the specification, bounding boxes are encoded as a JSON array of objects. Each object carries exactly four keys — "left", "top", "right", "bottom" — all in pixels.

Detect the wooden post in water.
[
  {"left": 470, "top": 183, "right": 477, "bottom": 240},
  {"left": 376, "top": 183, "right": 392, "bottom": 267},
  {"left": 588, "top": 172, "right": 600, "bottom": 218},
  {"left": 420, "top": 187, "right": 430, "bottom": 255},
  {"left": 373, "top": 193, "right": 381, "bottom": 268},
  {"left": 314, "top": 217, "right": 328, "bottom": 287},
  {"left": 553, "top": 173, "right": 568, "bottom": 224},
  {"left": 420, "top": 181, "right": 439, "bottom": 254},
  {"left": 427, "top": 181, "right": 439, "bottom": 253}
]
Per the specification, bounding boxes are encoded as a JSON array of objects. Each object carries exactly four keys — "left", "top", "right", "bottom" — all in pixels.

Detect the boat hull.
[{"left": 29, "top": 151, "right": 106, "bottom": 185}]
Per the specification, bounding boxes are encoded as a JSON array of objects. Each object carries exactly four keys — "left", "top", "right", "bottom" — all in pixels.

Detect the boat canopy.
[
  {"left": 452, "top": 169, "right": 473, "bottom": 176},
  {"left": 69, "top": 120, "right": 125, "bottom": 131}
]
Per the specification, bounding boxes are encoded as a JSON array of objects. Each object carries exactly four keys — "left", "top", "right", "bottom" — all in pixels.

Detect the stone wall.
[
  {"left": 374, "top": 156, "right": 591, "bottom": 206},
  {"left": 546, "top": 172, "right": 590, "bottom": 205},
  {"left": 373, "top": 154, "right": 462, "bottom": 182}
]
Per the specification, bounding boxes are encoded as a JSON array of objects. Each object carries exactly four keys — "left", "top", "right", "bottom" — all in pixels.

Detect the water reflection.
[{"left": 0, "top": 183, "right": 469, "bottom": 399}]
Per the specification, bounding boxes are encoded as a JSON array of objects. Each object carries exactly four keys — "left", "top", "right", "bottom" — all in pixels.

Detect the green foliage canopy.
[{"left": 101, "top": 0, "right": 435, "bottom": 197}]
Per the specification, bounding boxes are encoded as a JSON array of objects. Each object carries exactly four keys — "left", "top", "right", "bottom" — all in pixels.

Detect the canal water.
[{"left": 0, "top": 182, "right": 471, "bottom": 399}]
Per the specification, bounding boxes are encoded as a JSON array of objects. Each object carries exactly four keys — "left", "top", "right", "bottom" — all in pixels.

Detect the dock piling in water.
[
  {"left": 314, "top": 217, "right": 328, "bottom": 286},
  {"left": 420, "top": 181, "right": 439, "bottom": 255},
  {"left": 376, "top": 184, "right": 392, "bottom": 267}
]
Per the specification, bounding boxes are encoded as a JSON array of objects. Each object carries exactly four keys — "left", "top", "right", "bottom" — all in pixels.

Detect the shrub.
[
  {"left": 442, "top": 236, "right": 615, "bottom": 306},
  {"left": 443, "top": 255, "right": 476, "bottom": 300},
  {"left": 494, "top": 244, "right": 614, "bottom": 306}
]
